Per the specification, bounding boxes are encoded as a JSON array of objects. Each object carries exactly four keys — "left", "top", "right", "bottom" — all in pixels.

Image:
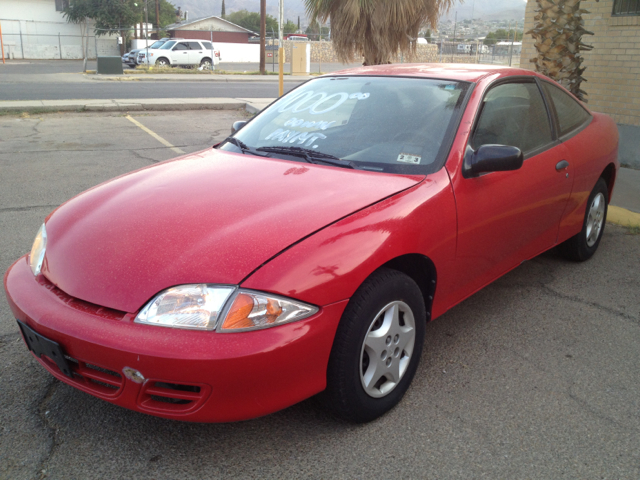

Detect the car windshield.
[
  {"left": 160, "top": 41, "right": 176, "bottom": 50},
  {"left": 221, "top": 76, "right": 470, "bottom": 174},
  {"left": 149, "top": 40, "right": 165, "bottom": 49}
]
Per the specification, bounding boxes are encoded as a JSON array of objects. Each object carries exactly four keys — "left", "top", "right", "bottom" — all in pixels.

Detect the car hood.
[{"left": 42, "top": 149, "right": 422, "bottom": 313}]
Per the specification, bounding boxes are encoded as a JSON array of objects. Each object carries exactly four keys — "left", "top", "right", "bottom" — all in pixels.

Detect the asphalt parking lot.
[{"left": 1, "top": 110, "right": 639, "bottom": 479}]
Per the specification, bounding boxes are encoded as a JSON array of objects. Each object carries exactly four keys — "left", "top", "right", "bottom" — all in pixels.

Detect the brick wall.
[
  {"left": 520, "top": 0, "right": 640, "bottom": 126},
  {"left": 170, "top": 30, "right": 249, "bottom": 44}
]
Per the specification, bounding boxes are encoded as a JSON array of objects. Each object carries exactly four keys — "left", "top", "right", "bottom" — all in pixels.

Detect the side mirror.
[
  {"left": 463, "top": 144, "right": 523, "bottom": 178},
  {"left": 231, "top": 120, "right": 247, "bottom": 135}
]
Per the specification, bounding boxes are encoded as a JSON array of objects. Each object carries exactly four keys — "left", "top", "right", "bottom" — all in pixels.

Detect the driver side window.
[{"left": 471, "top": 82, "right": 552, "bottom": 155}]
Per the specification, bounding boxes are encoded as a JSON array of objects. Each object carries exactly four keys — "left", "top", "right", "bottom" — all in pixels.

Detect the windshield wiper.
[
  {"left": 221, "top": 137, "right": 269, "bottom": 157},
  {"left": 256, "top": 146, "right": 356, "bottom": 169}
]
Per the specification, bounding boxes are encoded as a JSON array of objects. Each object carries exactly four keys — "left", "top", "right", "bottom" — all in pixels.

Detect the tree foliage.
[
  {"left": 305, "top": 20, "right": 330, "bottom": 39},
  {"left": 304, "top": 0, "right": 455, "bottom": 65},
  {"left": 483, "top": 29, "right": 523, "bottom": 45},
  {"left": 64, "top": 0, "right": 138, "bottom": 35},
  {"left": 225, "top": 9, "right": 278, "bottom": 34}
]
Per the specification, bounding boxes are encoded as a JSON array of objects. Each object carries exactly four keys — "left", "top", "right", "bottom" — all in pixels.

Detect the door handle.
[{"left": 556, "top": 160, "right": 569, "bottom": 171}]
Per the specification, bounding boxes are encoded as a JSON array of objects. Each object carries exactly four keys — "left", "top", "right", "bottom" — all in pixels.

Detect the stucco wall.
[
  {"left": 1, "top": 0, "right": 119, "bottom": 59},
  {"left": 279, "top": 40, "right": 440, "bottom": 64}
]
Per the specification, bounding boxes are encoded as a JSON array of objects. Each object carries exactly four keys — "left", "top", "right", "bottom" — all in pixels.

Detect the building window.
[
  {"left": 55, "top": 0, "right": 69, "bottom": 12},
  {"left": 612, "top": 0, "right": 640, "bottom": 16}
]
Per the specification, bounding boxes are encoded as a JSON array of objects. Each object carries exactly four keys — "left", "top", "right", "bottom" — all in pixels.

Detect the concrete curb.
[
  {"left": 0, "top": 98, "right": 274, "bottom": 115},
  {"left": 607, "top": 205, "right": 640, "bottom": 229},
  {"left": 87, "top": 73, "right": 314, "bottom": 83}
]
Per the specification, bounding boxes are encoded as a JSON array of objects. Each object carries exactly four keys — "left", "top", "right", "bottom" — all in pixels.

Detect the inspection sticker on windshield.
[{"left": 397, "top": 153, "right": 421, "bottom": 164}]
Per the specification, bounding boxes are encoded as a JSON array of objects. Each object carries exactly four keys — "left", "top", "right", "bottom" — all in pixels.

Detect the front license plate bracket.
[{"left": 17, "top": 320, "right": 73, "bottom": 378}]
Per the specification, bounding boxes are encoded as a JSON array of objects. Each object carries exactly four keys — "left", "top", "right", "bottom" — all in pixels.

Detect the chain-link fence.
[
  {"left": 0, "top": 19, "right": 121, "bottom": 60},
  {"left": 434, "top": 39, "right": 522, "bottom": 67}
]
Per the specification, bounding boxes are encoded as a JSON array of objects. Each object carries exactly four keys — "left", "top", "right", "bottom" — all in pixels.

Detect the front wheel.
[
  {"left": 320, "top": 268, "right": 426, "bottom": 423},
  {"left": 558, "top": 177, "right": 608, "bottom": 261},
  {"left": 155, "top": 58, "right": 170, "bottom": 67}
]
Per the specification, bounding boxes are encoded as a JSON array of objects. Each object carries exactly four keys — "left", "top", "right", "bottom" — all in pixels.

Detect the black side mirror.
[
  {"left": 231, "top": 121, "right": 247, "bottom": 135},
  {"left": 463, "top": 144, "right": 523, "bottom": 178}
]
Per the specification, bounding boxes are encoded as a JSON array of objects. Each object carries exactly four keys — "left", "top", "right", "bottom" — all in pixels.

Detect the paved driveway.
[{"left": 1, "top": 110, "right": 639, "bottom": 479}]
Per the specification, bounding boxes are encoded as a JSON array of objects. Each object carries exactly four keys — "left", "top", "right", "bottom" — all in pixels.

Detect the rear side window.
[
  {"left": 471, "top": 82, "right": 553, "bottom": 154},
  {"left": 542, "top": 82, "right": 591, "bottom": 137},
  {"left": 201, "top": 42, "right": 213, "bottom": 49},
  {"left": 188, "top": 42, "right": 203, "bottom": 50}
]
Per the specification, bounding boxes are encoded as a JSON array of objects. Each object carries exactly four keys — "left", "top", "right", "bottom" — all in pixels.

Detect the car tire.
[
  {"left": 558, "top": 177, "right": 608, "bottom": 262},
  {"left": 320, "top": 268, "right": 426, "bottom": 423},
  {"left": 156, "top": 58, "right": 170, "bottom": 67},
  {"left": 200, "top": 58, "right": 213, "bottom": 70}
]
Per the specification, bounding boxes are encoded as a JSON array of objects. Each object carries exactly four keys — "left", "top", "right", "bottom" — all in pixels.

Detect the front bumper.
[{"left": 4, "top": 256, "right": 346, "bottom": 422}]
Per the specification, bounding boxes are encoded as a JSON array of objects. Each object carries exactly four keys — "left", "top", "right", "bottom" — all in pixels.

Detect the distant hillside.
[{"left": 173, "top": 0, "right": 526, "bottom": 26}]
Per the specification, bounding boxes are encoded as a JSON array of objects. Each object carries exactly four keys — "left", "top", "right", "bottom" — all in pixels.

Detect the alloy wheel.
[
  {"left": 586, "top": 192, "right": 605, "bottom": 247},
  {"left": 359, "top": 301, "right": 416, "bottom": 398}
]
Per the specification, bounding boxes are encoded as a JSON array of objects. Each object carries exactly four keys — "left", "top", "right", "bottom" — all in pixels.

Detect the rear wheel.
[
  {"left": 320, "top": 268, "right": 426, "bottom": 423},
  {"left": 200, "top": 58, "right": 213, "bottom": 70},
  {"left": 558, "top": 177, "right": 608, "bottom": 261}
]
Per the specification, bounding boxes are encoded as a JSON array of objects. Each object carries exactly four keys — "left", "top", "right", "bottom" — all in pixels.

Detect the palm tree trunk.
[{"left": 527, "top": 0, "right": 599, "bottom": 101}]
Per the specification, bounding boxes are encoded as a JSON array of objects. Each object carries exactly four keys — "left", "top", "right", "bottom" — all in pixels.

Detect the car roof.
[{"left": 325, "top": 63, "right": 539, "bottom": 83}]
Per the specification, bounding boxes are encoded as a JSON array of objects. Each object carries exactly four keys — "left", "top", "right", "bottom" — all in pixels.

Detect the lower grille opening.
[
  {"left": 138, "top": 380, "right": 210, "bottom": 413},
  {"left": 149, "top": 395, "right": 191, "bottom": 405},
  {"left": 154, "top": 382, "right": 201, "bottom": 393},
  {"left": 41, "top": 354, "right": 124, "bottom": 396},
  {"left": 85, "top": 363, "right": 121, "bottom": 380},
  {"left": 89, "top": 378, "right": 120, "bottom": 390}
]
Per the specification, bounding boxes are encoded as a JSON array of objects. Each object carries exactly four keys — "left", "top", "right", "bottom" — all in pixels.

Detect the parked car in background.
[
  {"left": 134, "top": 37, "right": 180, "bottom": 66},
  {"left": 138, "top": 39, "right": 220, "bottom": 69}
]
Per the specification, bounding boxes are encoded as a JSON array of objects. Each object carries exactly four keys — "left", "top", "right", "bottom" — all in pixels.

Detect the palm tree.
[
  {"left": 526, "top": 0, "right": 599, "bottom": 101},
  {"left": 304, "top": 0, "right": 454, "bottom": 65}
]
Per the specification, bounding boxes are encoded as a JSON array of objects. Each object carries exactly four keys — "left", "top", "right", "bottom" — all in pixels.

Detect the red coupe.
[{"left": 4, "top": 65, "right": 619, "bottom": 423}]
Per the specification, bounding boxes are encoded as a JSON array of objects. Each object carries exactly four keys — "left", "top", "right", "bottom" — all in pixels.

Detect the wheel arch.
[
  {"left": 600, "top": 162, "right": 617, "bottom": 202},
  {"left": 156, "top": 56, "right": 170, "bottom": 65},
  {"left": 381, "top": 254, "right": 437, "bottom": 322}
]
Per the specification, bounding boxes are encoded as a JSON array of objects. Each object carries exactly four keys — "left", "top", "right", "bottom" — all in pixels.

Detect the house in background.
[
  {"left": 520, "top": 0, "right": 640, "bottom": 168},
  {"left": 0, "top": 0, "right": 119, "bottom": 59},
  {"left": 165, "top": 15, "right": 258, "bottom": 44}
]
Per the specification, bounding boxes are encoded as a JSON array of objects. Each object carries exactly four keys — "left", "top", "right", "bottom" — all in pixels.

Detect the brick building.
[
  {"left": 165, "top": 16, "right": 257, "bottom": 44},
  {"left": 520, "top": 0, "right": 640, "bottom": 168}
]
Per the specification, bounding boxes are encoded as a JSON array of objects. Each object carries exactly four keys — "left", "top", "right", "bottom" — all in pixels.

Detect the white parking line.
[{"left": 125, "top": 115, "right": 185, "bottom": 155}]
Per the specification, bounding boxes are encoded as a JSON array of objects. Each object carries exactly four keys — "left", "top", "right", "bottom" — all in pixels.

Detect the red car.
[{"left": 4, "top": 65, "right": 619, "bottom": 423}]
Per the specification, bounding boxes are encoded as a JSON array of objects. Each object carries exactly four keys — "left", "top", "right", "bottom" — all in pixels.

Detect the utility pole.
[
  {"left": 451, "top": 11, "right": 457, "bottom": 63},
  {"left": 278, "top": 0, "right": 284, "bottom": 96},
  {"left": 155, "top": 0, "right": 160, "bottom": 34},
  {"left": 0, "top": 20, "right": 5, "bottom": 64},
  {"left": 260, "top": 0, "right": 266, "bottom": 75}
]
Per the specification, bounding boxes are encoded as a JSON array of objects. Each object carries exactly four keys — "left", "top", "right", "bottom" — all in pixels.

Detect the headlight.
[
  {"left": 135, "top": 284, "right": 234, "bottom": 330},
  {"left": 135, "top": 285, "right": 318, "bottom": 332},
  {"left": 219, "top": 290, "right": 318, "bottom": 332},
  {"left": 29, "top": 223, "right": 47, "bottom": 276}
]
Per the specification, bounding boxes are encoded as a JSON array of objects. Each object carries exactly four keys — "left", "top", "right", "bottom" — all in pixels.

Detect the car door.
[
  {"left": 170, "top": 42, "right": 190, "bottom": 65},
  {"left": 187, "top": 41, "right": 204, "bottom": 65},
  {"left": 446, "top": 78, "right": 574, "bottom": 304}
]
